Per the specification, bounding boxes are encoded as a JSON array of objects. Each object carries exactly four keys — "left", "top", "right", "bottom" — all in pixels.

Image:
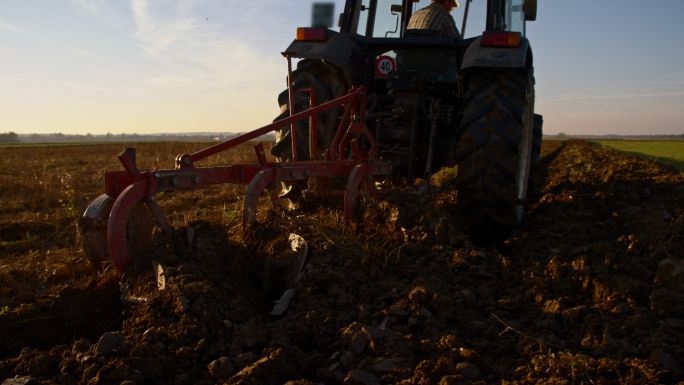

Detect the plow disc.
[
  {"left": 79, "top": 193, "right": 154, "bottom": 270},
  {"left": 81, "top": 86, "right": 393, "bottom": 272}
]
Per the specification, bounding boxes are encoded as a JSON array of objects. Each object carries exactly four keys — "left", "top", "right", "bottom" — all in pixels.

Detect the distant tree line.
[
  {"left": 546, "top": 133, "right": 684, "bottom": 140},
  {"left": 0, "top": 132, "right": 19, "bottom": 143},
  {"left": 12, "top": 132, "right": 276, "bottom": 144}
]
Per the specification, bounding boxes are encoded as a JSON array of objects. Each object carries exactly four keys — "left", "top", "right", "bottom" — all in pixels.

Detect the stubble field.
[{"left": 0, "top": 140, "right": 683, "bottom": 384}]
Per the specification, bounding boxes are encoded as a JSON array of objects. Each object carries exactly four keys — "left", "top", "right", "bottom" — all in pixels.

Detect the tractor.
[
  {"left": 80, "top": 0, "right": 541, "bottom": 272},
  {"left": 272, "top": 0, "right": 542, "bottom": 235}
]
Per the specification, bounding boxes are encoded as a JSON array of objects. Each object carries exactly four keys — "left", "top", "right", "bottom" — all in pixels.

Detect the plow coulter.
[{"left": 80, "top": 86, "right": 392, "bottom": 272}]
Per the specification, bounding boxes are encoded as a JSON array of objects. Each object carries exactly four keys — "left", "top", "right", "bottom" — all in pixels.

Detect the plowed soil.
[{"left": 1, "top": 140, "right": 683, "bottom": 384}]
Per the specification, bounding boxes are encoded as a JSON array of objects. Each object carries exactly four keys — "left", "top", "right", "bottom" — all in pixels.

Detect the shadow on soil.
[{"left": 0, "top": 277, "right": 124, "bottom": 359}]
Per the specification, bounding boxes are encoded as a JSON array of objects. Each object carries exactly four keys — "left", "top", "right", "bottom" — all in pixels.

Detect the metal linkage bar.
[{"left": 177, "top": 86, "right": 367, "bottom": 167}]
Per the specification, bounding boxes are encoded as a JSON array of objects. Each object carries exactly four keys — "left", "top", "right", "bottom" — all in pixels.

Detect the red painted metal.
[
  {"left": 107, "top": 180, "right": 148, "bottom": 271},
  {"left": 97, "top": 84, "right": 393, "bottom": 272},
  {"left": 185, "top": 87, "right": 366, "bottom": 165},
  {"left": 304, "top": 87, "right": 319, "bottom": 158},
  {"left": 254, "top": 143, "right": 269, "bottom": 167},
  {"left": 288, "top": 56, "right": 297, "bottom": 161}
]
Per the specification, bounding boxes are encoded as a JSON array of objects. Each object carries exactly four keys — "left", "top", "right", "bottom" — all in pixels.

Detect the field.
[
  {"left": 0, "top": 140, "right": 683, "bottom": 384},
  {"left": 596, "top": 140, "right": 684, "bottom": 170}
]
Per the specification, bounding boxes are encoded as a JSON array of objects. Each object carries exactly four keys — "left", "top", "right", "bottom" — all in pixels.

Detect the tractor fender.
[
  {"left": 283, "top": 32, "right": 363, "bottom": 85},
  {"left": 460, "top": 37, "right": 532, "bottom": 70}
]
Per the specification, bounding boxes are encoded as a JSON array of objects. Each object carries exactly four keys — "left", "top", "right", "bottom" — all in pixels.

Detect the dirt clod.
[
  {"left": 95, "top": 332, "right": 124, "bottom": 357},
  {"left": 207, "top": 356, "right": 235, "bottom": 380},
  {"left": 1, "top": 377, "right": 40, "bottom": 385}
]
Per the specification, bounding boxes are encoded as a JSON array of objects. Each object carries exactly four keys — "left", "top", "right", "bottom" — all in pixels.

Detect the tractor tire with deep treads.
[
  {"left": 455, "top": 68, "right": 536, "bottom": 239},
  {"left": 528, "top": 113, "right": 543, "bottom": 198},
  {"left": 270, "top": 60, "right": 347, "bottom": 200},
  {"left": 271, "top": 60, "right": 347, "bottom": 162}
]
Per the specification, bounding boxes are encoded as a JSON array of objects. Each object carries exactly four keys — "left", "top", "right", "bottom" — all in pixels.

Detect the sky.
[{"left": 1, "top": 0, "right": 683, "bottom": 136}]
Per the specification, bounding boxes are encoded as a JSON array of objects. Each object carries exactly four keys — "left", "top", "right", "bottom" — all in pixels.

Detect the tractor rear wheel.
[
  {"left": 455, "top": 67, "right": 537, "bottom": 239},
  {"left": 271, "top": 60, "right": 347, "bottom": 200}
]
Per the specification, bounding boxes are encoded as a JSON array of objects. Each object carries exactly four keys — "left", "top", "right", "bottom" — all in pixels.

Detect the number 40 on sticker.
[{"left": 375, "top": 55, "right": 396, "bottom": 78}]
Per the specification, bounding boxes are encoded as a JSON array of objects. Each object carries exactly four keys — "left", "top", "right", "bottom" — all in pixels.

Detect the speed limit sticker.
[{"left": 375, "top": 55, "right": 396, "bottom": 77}]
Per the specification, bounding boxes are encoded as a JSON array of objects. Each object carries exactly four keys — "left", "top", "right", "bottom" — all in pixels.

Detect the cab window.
[
  {"left": 356, "top": 0, "right": 403, "bottom": 38},
  {"left": 508, "top": 0, "right": 525, "bottom": 33},
  {"left": 372, "top": 0, "right": 403, "bottom": 37}
]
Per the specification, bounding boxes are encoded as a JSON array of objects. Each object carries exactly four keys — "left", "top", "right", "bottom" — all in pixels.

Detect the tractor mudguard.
[
  {"left": 283, "top": 32, "right": 364, "bottom": 85},
  {"left": 460, "top": 37, "right": 531, "bottom": 70}
]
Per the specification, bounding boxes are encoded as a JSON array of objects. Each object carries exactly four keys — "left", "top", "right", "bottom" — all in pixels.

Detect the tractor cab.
[
  {"left": 293, "top": 0, "right": 537, "bottom": 91},
  {"left": 279, "top": 0, "right": 541, "bottom": 232},
  {"left": 337, "top": 0, "right": 537, "bottom": 38}
]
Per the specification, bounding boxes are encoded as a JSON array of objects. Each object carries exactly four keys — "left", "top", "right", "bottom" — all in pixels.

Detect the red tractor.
[
  {"left": 274, "top": 0, "right": 542, "bottom": 233},
  {"left": 80, "top": 0, "right": 541, "bottom": 271}
]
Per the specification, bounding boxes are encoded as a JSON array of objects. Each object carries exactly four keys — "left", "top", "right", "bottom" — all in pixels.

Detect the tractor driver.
[{"left": 406, "top": 0, "right": 460, "bottom": 39}]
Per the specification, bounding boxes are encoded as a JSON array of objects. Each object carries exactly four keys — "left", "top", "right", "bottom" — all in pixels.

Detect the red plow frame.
[{"left": 83, "top": 86, "right": 393, "bottom": 272}]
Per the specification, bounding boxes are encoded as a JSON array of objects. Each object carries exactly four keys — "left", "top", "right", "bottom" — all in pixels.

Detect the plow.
[
  {"left": 81, "top": 0, "right": 541, "bottom": 272},
  {"left": 81, "top": 85, "right": 393, "bottom": 272}
]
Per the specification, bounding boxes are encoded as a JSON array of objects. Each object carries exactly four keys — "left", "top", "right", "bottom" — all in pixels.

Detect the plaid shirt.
[{"left": 406, "top": 3, "right": 459, "bottom": 38}]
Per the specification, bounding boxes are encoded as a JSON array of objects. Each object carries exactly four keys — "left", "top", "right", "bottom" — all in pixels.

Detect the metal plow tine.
[
  {"left": 343, "top": 163, "right": 372, "bottom": 228},
  {"left": 243, "top": 168, "right": 278, "bottom": 231},
  {"left": 144, "top": 196, "right": 172, "bottom": 235}
]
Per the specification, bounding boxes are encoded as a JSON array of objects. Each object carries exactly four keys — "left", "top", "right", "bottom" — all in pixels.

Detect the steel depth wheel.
[{"left": 78, "top": 194, "right": 154, "bottom": 270}]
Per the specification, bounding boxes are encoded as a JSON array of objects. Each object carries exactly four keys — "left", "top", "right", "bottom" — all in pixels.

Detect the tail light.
[
  {"left": 482, "top": 31, "right": 522, "bottom": 47},
  {"left": 296, "top": 27, "right": 327, "bottom": 42}
]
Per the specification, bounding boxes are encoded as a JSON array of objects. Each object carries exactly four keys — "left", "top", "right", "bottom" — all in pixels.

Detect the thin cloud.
[
  {"left": 72, "top": 0, "right": 101, "bottom": 13},
  {"left": 0, "top": 20, "right": 97, "bottom": 60},
  {"left": 60, "top": 82, "right": 142, "bottom": 94},
  {"left": 123, "top": 0, "right": 287, "bottom": 131},
  {"left": 130, "top": 0, "right": 201, "bottom": 56},
  {"left": 0, "top": 76, "right": 29, "bottom": 83},
  {"left": 128, "top": 0, "right": 283, "bottom": 91},
  {"left": 0, "top": 21, "right": 28, "bottom": 35},
  {"left": 618, "top": 80, "right": 684, "bottom": 87},
  {"left": 69, "top": 0, "right": 132, "bottom": 31},
  {"left": 544, "top": 91, "right": 684, "bottom": 102},
  {"left": 143, "top": 75, "right": 198, "bottom": 88}
]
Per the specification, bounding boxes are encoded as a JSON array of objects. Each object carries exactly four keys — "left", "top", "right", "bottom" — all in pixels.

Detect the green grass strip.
[{"left": 596, "top": 140, "right": 684, "bottom": 170}]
